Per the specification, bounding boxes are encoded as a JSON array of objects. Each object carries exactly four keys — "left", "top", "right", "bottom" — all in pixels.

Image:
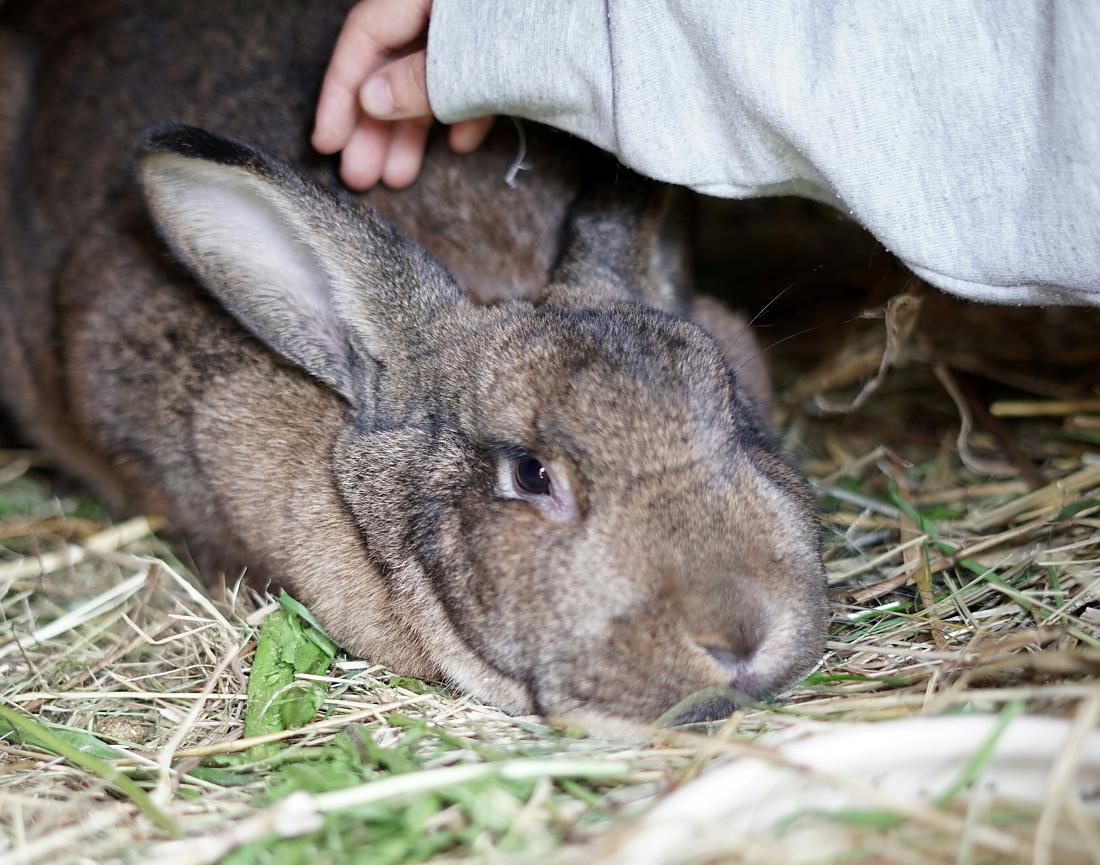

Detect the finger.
[
  {"left": 348, "top": 0, "right": 431, "bottom": 52},
  {"left": 382, "top": 117, "right": 432, "bottom": 189},
  {"left": 448, "top": 117, "right": 494, "bottom": 153},
  {"left": 360, "top": 49, "right": 430, "bottom": 121},
  {"left": 313, "top": 0, "right": 431, "bottom": 153},
  {"left": 314, "top": 3, "right": 387, "bottom": 153},
  {"left": 339, "top": 115, "right": 391, "bottom": 190}
]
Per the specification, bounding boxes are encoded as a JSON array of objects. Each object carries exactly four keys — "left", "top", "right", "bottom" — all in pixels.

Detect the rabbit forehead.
[{"left": 463, "top": 306, "right": 745, "bottom": 454}]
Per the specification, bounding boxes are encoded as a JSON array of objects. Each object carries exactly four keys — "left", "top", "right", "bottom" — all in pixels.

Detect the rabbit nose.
[{"left": 699, "top": 643, "right": 766, "bottom": 700}]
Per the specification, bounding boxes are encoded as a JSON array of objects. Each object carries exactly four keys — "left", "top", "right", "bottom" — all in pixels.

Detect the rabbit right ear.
[
  {"left": 550, "top": 166, "right": 692, "bottom": 313},
  {"left": 138, "top": 123, "right": 466, "bottom": 407}
]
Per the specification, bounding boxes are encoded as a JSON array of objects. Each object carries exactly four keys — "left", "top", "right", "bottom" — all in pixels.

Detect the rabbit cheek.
[{"left": 329, "top": 428, "right": 534, "bottom": 709}]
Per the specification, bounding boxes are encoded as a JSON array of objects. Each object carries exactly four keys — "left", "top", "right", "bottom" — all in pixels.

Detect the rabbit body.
[{"left": 0, "top": 0, "right": 826, "bottom": 720}]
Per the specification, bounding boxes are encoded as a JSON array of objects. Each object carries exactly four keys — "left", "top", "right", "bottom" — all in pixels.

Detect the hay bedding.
[{"left": 2, "top": 199, "right": 1099, "bottom": 864}]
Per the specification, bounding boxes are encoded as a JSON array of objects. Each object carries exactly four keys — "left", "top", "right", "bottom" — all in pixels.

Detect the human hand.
[{"left": 312, "top": 0, "right": 493, "bottom": 190}]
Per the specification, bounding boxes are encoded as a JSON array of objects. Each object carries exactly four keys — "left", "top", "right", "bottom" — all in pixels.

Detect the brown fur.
[{"left": 0, "top": 0, "right": 827, "bottom": 720}]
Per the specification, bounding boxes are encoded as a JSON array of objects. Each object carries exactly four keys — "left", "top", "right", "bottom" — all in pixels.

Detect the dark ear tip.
[{"left": 138, "top": 122, "right": 259, "bottom": 169}]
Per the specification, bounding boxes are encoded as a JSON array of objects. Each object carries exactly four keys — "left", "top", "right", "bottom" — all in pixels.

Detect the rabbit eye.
[
  {"left": 497, "top": 451, "right": 577, "bottom": 521},
  {"left": 514, "top": 456, "right": 552, "bottom": 495}
]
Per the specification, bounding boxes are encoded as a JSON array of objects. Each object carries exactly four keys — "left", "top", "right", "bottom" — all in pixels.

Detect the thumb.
[{"left": 360, "top": 50, "right": 431, "bottom": 121}]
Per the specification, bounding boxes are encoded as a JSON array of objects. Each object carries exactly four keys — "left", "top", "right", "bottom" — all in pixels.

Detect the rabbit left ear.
[
  {"left": 138, "top": 123, "right": 468, "bottom": 407},
  {"left": 550, "top": 166, "right": 692, "bottom": 313}
]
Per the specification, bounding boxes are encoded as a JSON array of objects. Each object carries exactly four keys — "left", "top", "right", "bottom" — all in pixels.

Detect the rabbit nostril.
[
  {"left": 703, "top": 645, "right": 751, "bottom": 677},
  {"left": 697, "top": 622, "right": 765, "bottom": 672}
]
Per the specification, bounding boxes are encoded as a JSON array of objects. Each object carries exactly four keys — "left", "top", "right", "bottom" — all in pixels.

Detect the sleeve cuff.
[{"left": 427, "top": 1, "right": 616, "bottom": 150}]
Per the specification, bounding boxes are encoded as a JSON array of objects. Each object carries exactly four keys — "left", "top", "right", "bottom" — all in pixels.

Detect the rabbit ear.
[
  {"left": 551, "top": 167, "right": 692, "bottom": 313},
  {"left": 138, "top": 123, "right": 465, "bottom": 406}
]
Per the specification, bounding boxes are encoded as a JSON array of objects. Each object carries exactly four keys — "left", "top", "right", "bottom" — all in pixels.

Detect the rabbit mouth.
[{"left": 668, "top": 696, "right": 741, "bottom": 725}]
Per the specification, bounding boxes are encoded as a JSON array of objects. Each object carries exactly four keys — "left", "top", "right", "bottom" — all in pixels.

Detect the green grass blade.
[
  {"left": 934, "top": 701, "right": 1027, "bottom": 807},
  {"left": 0, "top": 703, "right": 178, "bottom": 835}
]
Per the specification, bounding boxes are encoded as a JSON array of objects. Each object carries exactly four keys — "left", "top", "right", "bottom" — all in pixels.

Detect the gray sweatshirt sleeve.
[{"left": 427, "top": 1, "right": 1100, "bottom": 307}]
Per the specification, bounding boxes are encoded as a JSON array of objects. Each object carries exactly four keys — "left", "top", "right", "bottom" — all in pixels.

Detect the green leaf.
[
  {"left": 0, "top": 704, "right": 178, "bottom": 835},
  {"left": 828, "top": 808, "right": 908, "bottom": 829},
  {"left": 184, "top": 766, "right": 262, "bottom": 786},
  {"left": 279, "top": 591, "right": 339, "bottom": 656},
  {"left": 242, "top": 608, "right": 336, "bottom": 760},
  {"left": 0, "top": 714, "right": 127, "bottom": 761},
  {"left": 1062, "top": 430, "right": 1100, "bottom": 447},
  {"left": 773, "top": 807, "right": 906, "bottom": 834},
  {"left": 1056, "top": 497, "right": 1100, "bottom": 520}
]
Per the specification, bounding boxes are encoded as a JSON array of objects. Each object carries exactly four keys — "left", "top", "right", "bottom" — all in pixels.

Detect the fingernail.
[{"left": 362, "top": 77, "right": 394, "bottom": 117}]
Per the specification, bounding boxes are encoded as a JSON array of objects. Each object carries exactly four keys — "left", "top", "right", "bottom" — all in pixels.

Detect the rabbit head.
[{"left": 139, "top": 124, "right": 827, "bottom": 722}]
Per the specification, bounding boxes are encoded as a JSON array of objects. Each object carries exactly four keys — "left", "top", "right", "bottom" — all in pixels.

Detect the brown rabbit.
[{"left": 0, "top": 0, "right": 826, "bottom": 721}]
